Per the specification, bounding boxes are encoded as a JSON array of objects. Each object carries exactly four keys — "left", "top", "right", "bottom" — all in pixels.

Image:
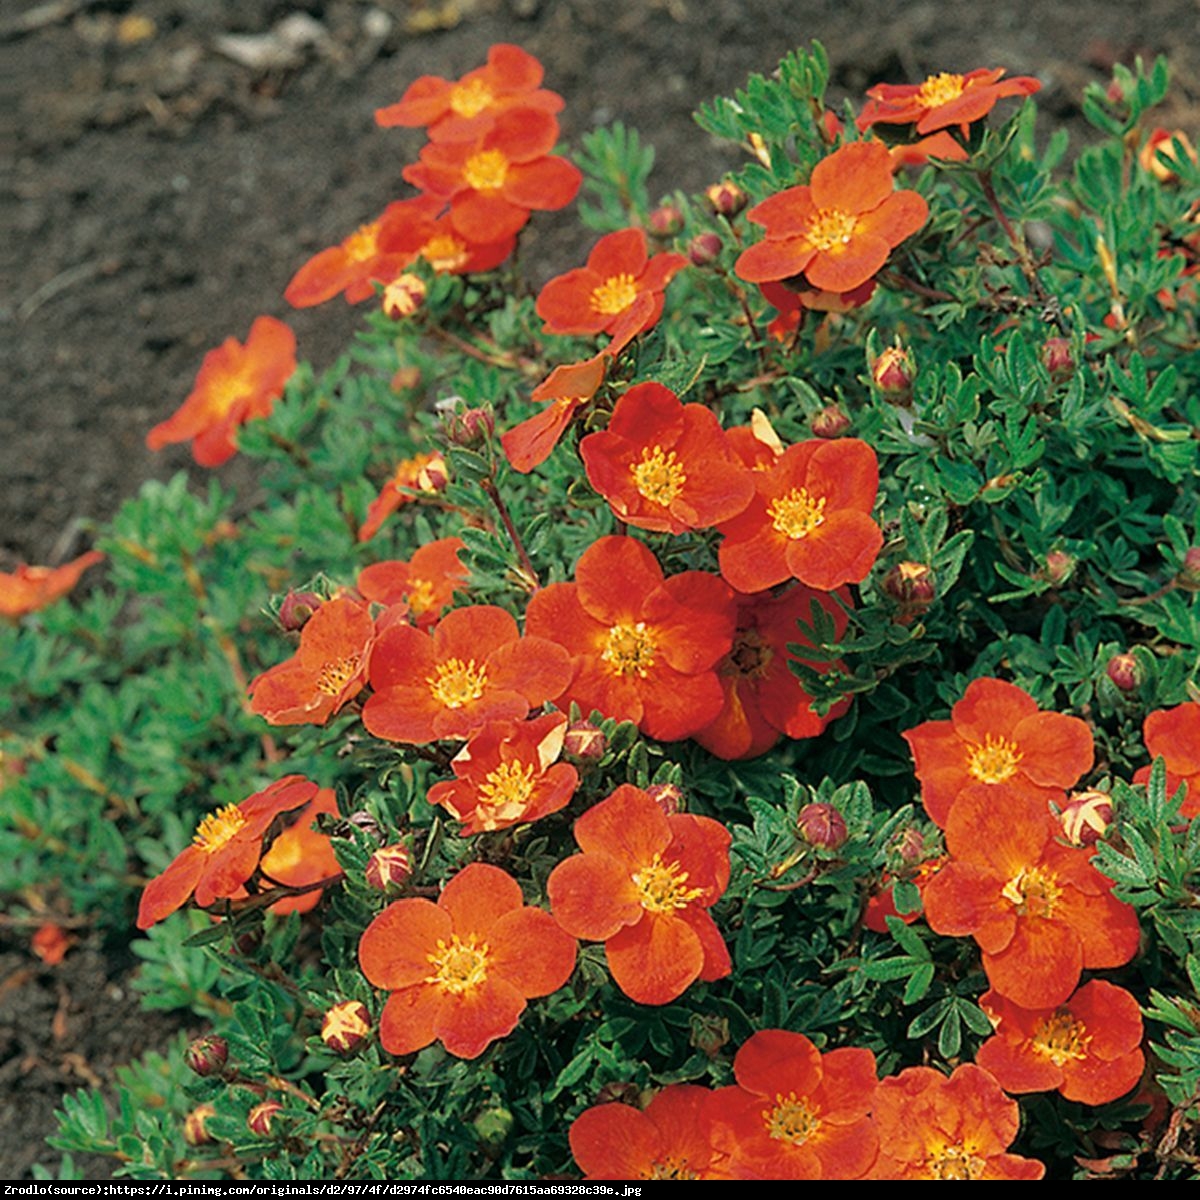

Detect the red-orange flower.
[
  {"left": 717, "top": 438, "right": 882, "bottom": 594},
  {"left": 863, "top": 856, "right": 947, "bottom": 934},
  {"left": 977, "top": 981, "right": 1145, "bottom": 1105},
  {"left": 548, "top": 785, "right": 731, "bottom": 1005},
  {"left": 0, "top": 551, "right": 104, "bottom": 619},
  {"left": 887, "top": 130, "right": 971, "bottom": 168},
  {"left": 759, "top": 278, "right": 876, "bottom": 340},
  {"left": 357, "top": 537, "right": 468, "bottom": 630},
  {"left": 734, "top": 141, "right": 928, "bottom": 293},
  {"left": 580, "top": 383, "right": 754, "bottom": 534},
  {"left": 708, "top": 1030, "right": 878, "bottom": 1180},
  {"left": 921, "top": 783, "right": 1141, "bottom": 1008},
  {"left": 375, "top": 44, "right": 563, "bottom": 143},
  {"left": 137, "top": 776, "right": 319, "bottom": 928},
  {"left": 359, "top": 451, "right": 448, "bottom": 543},
  {"left": 253, "top": 787, "right": 342, "bottom": 916},
  {"left": 376, "top": 194, "right": 516, "bottom": 276},
  {"left": 249, "top": 597, "right": 375, "bottom": 726},
  {"left": 501, "top": 352, "right": 609, "bottom": 474},
  {"left": 358, "top": 862, "right": 575, "bottom": 1059},
  {"left": 570, "top": 1085, "right": 727, "bottom": 1180},
  {"left": 1134, "top": 702, "right": 1200, "bottom": 818},
  {"left": 146, "top": 315, "right": 296, "bottom": 467},
  {"left": 525, "top": 537, "right": 736, "bottom": 742},
  {"left": 858, "top": 69, "right": 1042, "bottom": 136},
  {"left": 872, "top": 1063, "right": 1045, "bottom": 1179},
  {"left": 426, "top": 713, "right": 578, "bottom": 834},
  {"left": 902, "top": 677, "right": 1095, "bottom": 828},
  {"left": 363, "top": 604, "right": 572, "bottom": 745}
]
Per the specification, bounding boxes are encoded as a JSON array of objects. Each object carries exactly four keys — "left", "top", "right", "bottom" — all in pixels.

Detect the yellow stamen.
[
  {"left": 632, "top": 854, "right": 702, "bottom": 914},
  {"left": 1031, "top": 1010, "right": 1091, "bottom": 1068},
  {"left": 590, "top": 272, "right": 640, "bottom": 315},
  {"left": 764, "top": 1093, "right": 821, "bottom": 1146},
  {"left": 631, "top": 445, "right": 686, "bottom": 507},
  {"left": 806, "top": 208, "right": 858, "bottom": 252},
  {"left": 769, "top": 487, "right": 827, "bottom": 539},
  {"left": 925, "top": 1142, "right": 985, "bottom": 1180},
  {"left": 428, "top": 657, "right": 488, "bottom": 709},
  {"left": 643, "top": 1157, "right": 700, "bottom": 1181},
  {"left": 967, "top": 734, "right": 1022, "bottom": 784},
  {"left": 474, "top": 760, "right": 537, "bottom": 827},
  {"left": 193, "top": 803, "right": 247, "bottom": 853},
  {"left": 343, "top": 222, "right": 380, "bottom": 263},
  {"left": 1001, "top": 865, "right": 1063, "bottom": 918},
  {"left": 601, "top": 621, "right": 657, "bottom": 678},
  {"left": 462, "top": 149, "right": 509, "bottom": 192},
  {"left": 406, "top": 578, "right": 436, "bottom": 616},
  {"left": 420, "top": 233, "right": 470, "bottom": 273},
  {"left": 425, "top": 933, "right": 489, "bottom": 995},
  {"left": 449, "top": 77, "right": 494, "bottom": 119},
  {"left": 918, "top": 72, "right": 966, "bottom": 109},
  {"left": 315, "top": 655, "right": 360, "bottom": 697}
]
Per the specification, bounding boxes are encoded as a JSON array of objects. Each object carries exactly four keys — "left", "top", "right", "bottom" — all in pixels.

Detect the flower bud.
[
  {"left": 797, "top": 802, "right": 847, "bottom": 850},
  {"left": 1060, "top": 790, "right": 1113, "bottom": 846},
  {"left": 810, "top": 404, "right": 851, "bottom": 439},
  {"left": 442, "top": 404, "right": 495, "bottom": 449},
  {"left": 689, "top": 1012, "right": 731, "bottom": 1059},
  {"left": 473, "top": 1106, "right": 515, "bottom": 1148},
  {"left": 562, "top": 719, "right": 606, "bottom": 763},
  {"left": 1041, "top": 337, "right": 1075, "bottom": 384},
  {"left": 365, "top": 843, "right": 413, "bottom": 892},
  {"left": 1105, "top": 652, "right": 1140, "bottom": 693},
  {"left": 687, "top": 232, "right": 723, "bottom": 267},
  {"left": 1177, "top": 547, "right": 1200, "bottom": 591},
  {"left": 871, "top": 344, "right": 915, "bottom": 401},
  {"left": 647, "top": 203, "right": 684, "bottom": 238},
  {"left": 183, "top": 1103, "right": 216, "bottom": 1147},
  {"left": 595, "top": 1081, "right": 641, "bottom": 1107},
  {"left": 247, "top": 1099, "right": 283, "bottom": 1137},
  {"left": 346, "top": 809, "right": 383, "bottom": 842},
  {"left": 704, "top": 181, "right": 747, "bottom": 218},
  {"left": 390, "top": 365, "right": 422, "bottom": 392},
  {"left": 278, "top": 588, "right": 323, "bottom": 632},
  {"left": 646, "top": 781, "right": 685, "bottom": 816},
  {"left": 1041, "top": 549, "right": 1076, "bottom": 587},
  {"left": 381, "top": 272, "right": 427, "bottom": 320},
  {"left": 893, "top": 827, "right": 926, "bottom": 866},
  {"left": 882, "top": 561, "right": 935, "bottom": 607},
  {"left": 321, "top": 1000, "right": 372, "bottom": 1055},
  {"left": 185, "top": 1034, "right": 228, "bottom": 1078}
]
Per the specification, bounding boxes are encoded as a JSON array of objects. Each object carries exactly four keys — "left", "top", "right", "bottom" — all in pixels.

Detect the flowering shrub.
[{"left": 3, "top": 42, "right": 1199, "bottom": 1181}]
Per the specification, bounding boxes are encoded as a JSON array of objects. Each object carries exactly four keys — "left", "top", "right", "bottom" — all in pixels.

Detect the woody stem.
[{"left": 481, "top": 476, "right": 539, "bottom": 591}]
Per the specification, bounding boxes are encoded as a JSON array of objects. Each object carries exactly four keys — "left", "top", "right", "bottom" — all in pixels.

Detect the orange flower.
[
  {"left": 863, "top": 856, "right": 947, "bottom": 934},
  {"left": 0, "top": 551, "right": 104, "bottom": 619},
  {"left": 977, "top": 981, "right": 1145, "bottom": 1106},
  {"left": 31, "top": 921, "right": 72, "bottom": 965},
  {"left": 146, "top": 316, "right": 296, "bottom": 467},
  {"left": 1139, "top": 128, "right": 1198, "bottom": 183},
  {"left": 375, "top": 44, "right": 564, "bottom": 143},
  {"left": 249, "top": 597, "right": 375, "bottom": 726},
  {"left": 363, "top": 604, "right": 572, "bottom": 745},
  {"left": 887, "top": 130, "right": 971, "bottom": 168},
  {"left": 758, "top": 278, "right": 876, "bottom": 340},
  {"left": 708, "top": 1030, "right": 878, "bottom": 1180},
  {"left": 902, "top": 677, "right": 1095, "bottom": 828},
  {"left": 254, "top": 787, "right": 342, "bottom": 916},
  {"left": 579, "top": 382, "right": 754, "bottom": 534},
  {"left": 525, "top": 537, "right": 736, "bottom": 742},
  {"left": 716, "top": 438, "right": 882, "bottom": 594},
  {"left": 547, "top": 784, "right": 731, "bottom": 1005},
  {"left": 858, "top": 68, "right": 1041, "bottom": 136},
  {"left": 570, "top": 1085, "right": 727, "bottom": 1180},
  {"left": 426, "top": 713, "right": 578, "bottom": 834},
  {"left": 375, "top": 194, "right": 516, "bottom": 277},
  {"left": 734, "top": 141, "right": 928, "bottom": 293},
  {"left": 501, "top": 352, "right": 609, "bottom": 474},
  {"left": 358, "top": 451, "right": 448, "bottom": 543},
  {"left": 872, "top": 1063, "right": 1045, "bottom": 1179},
  {"left": 357, "top": 537, "right": 468, "bottom": 629},
  {"left": 137, "top": 776, "right": 319, "bottom": 928},
  {"left": 1133, "top": 702, "right": 1200, "bottom": 818},
  {"left": 358, "top": 862, "right": 576, "bottom": 1059}
]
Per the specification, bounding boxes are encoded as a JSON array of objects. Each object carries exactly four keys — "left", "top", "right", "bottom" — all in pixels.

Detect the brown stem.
[
  {"left": 481, "top": 477, "right": 539, "bottom": 591},
  {"left": 978, "top": 169, "right": 1052, "bottom": 308},
  {"left": 878, "top": 269, "right": 956, "bottom": 304}
]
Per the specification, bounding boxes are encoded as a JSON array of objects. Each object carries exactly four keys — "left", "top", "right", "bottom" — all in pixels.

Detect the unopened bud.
[
  {"left": 278, "top": 589, "right": 323, "bottom": 632},
  {"left": 381, "top": 273, "right": 427, "bottom": 320},
  {"left": 810, "top": 405, "right": 850, "bottom": 439},
  {"left": 1041, "top": 337, "right": 1075, "bottom": 384},
  {"left": 647, "top": 203, "right": 684, "bottom": 238},
  {"left": 797, "top": 802, "right": 847, "bottom": 850},
  {"left": 687, "top": 232, "right": 723, "bottom": 267},
  {"left": 882, "top": 561, "right": 935, "bottom": 607},
  {"left": 894, "top": 827, "right": 926, "bottom": 866},
  {"left": 1105, "top": 652, "right": 1140, "bottom": 692},
  {"left": 473, "top": 1106, "right": 515, "bottom": 1148},
  {"left": 871, "top": 344, "right": 915, "bottom": 401},
  {"left": 185, "top": 1034, "right": 228, "bottom": 1078},
  {"left": 247, "top": 1099, "right": 283, "bottom": 1137},
  {"left": 594, "top": 1081, "right": 641, "bottom": 1107},
  {"left": 1060, "top": 790, "right": 1113, "bottom": 847},
  {"left": 1177, "top": 547, "right": 1200, "bottom": 591},
  {"left": 562, "top": 720, "right": 606, "bottom": 763},
  {"left": 705, "top": 181, "right": 747, "bottom": 218},
  {"left": 184, "top": 1104, "right": 216, "bottom": 1147},
  {"left": 346, "top": 810, "right": 383, "bottom": 842},
  {"left": 1041, "top": 549, "right": 1076, "bottom": 587},
  {"left": 646, "top": 782, "right": 684, "bottom": 816},
  {"left": 443, "top": 404, "right": 495, "bottom": 449},
  {"left": 689, "top": 1012, "right": 730, "bottom": 1059},
  {"left": 365, "top": 843, "right": 413, "bottom": 892},
  {"left": 321, "top": 1000, "right": 372, "bottom": 1055}
]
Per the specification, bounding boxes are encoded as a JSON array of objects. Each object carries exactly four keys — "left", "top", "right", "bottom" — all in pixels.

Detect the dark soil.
[{"left": 3, "top": 0, "right": 1198, "bottom": 1179}]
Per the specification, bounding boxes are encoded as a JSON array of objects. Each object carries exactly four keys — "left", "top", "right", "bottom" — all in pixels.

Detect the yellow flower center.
[
  {"left": 967, "top": 734, "right": 1023, "bottom": 783},
  {"left": 764, "top": 1093, "right": 821, "bottom": 1146},
  {"left": 193, "top": 803, "right": 247, "bottom": 853},
  {"left": 806, "top": 208, "right": 858, "bottom": 252},
  {"left": 601, "top": 621, "right": 657, "bottom": 678},
  {"left": 406, "top": 578, "right": 437, "bottom": 616},
  {"left": 590, "top": 272, "right": 640, "bottom": 315},
  {"left": 425, "top": 933, "right": 489, "bottom": 995},
  {"left": 918, "top": 71, "right": 966, "bottom": 109},
  {"left": 643, "top": 1157, "right": 700, "bottom": 1181},
  {"left": 428, "top": 657, "right": 488, "bottom": 709},
  {"left": 631, "top": 445, "right": 687, "bottom": 506},
  {"left": 449, "top": 77, "right": 494, "bottom": 119},
  {"left": 206, "top": 371, "right": 252, "bottom": 415},
  {"left": 1031, "top": 1010, "right": 1091, "bottom": 1067},
  {"left": 632, "top": 854, "right": 703, "bottom": 914},
  {"left": 420, "top": 233, "right": 470, "bottom": 273},
  {"left": 463, "top": 149, "right": 509, "bottom": 192},
  {"left": 728, "top": 628, "right": 773, "bottom": 678},
  {"left": 344, "top": 222, "right": 380, "bottom": 263},
  {"left": 925, "top": 1142, "right": 985, "bottom": 1180},
  {"left": 315, "top": 654, "right": 360, "bottom": 697},
  {"left": 475, "top": 760, "right": 538, "bottom": 827},
  {"left": 769, "top": 487, "right": 827, "bottom": 539},
  {"left": 1001, "top": 865, "right": 1063, "bottom": 918}
]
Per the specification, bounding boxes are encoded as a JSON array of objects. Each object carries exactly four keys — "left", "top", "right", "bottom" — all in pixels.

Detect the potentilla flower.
[
  {"left": 252, "top": 787, "right": 341, "bottom": 916},
  {"left": 1137, "top": 128, "right": 1198, "bottom": 183},
  {"left": 902, "top": 676, "right": 1095, "bottom": 828},
  {"left": 716, "top": 438, "right": 883, "bottom": 594},
  {"left": 249, "top": 597, "right": 375, "bottom": 726},
  {"left": 863, "top": 856, "right": 947, "bottom": 934},
  {"left": 136, "top": 776, "right": 319, "bottom": 928},
  {"left": 358, "top": 450, "right": 449, "bottom": 543},
  {"left": 858, "top": 68, "right": 1041, "bottom": 136},
  {"left": 525, "top": 536, "right": 736, "bottom": 742},
  {"left": 375, "top": 193, "right": 516, "bottom": 276},
  {"left": 871, "top": 1063, "right": 1045, "bottom": 1179},
  {"left": 146, "top": 315, "right": 296, "bottom": 467},
  {"left": 758, "top": 278, "right": 876, "bottom": 340},
  {"left": 734, "top": 140, "right": 928, "bottom": 294},
  {"left": 536, "top": 228, "right": 687, "bottom": 351},
  {"left": 358, "top": 862, "right": 576, "bottom": 1059},
  {"left": 570, "top": 1085, "right": 728, "bottom": 1180},
  {"left": 363, "top": 604, "right": 572, "bottom": 745},
  {"left": 547, "top": 784, "right": 731, "bottom": 1005},
  {"left": 501, "top": 352, "right": 609, "bottom": 474},
  {"left": 357, "top": 537, "right": 469, "bottom": 630},
  {"left": 426, "top": 713, "right": 578, "bottom": 834},
  {"left": 708, "top": 1029, "right": 878, "bottom": 1180},
  {"left": 1133, "top": 702, "right": 1200, "bottom": 818},
  {"left": 403, "top": 106, "right": 581, "bottom": 243},
  {"left": 921, "top": 783, "right": 1141, "bottom": 1008},
  {"left": 887, "top": 130, "right": 971, "bottom": 168},
  {"left": 692, "top": 584, "right": 851, "bottom": 761},
  {"left": 977, "top": 981, "right": 1145, "bottom": 1106},
  {"left": 375, "top": 44, "right": 564, "bottom": 143},
  {"left": 579, "top": 382, "right": 754, "bottom": 534},
  {"left": 0, "top": 551, "right": 104, "bottom": 619}
]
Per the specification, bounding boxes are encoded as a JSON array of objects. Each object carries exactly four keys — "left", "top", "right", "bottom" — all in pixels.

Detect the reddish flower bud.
[
  {"left": 442, "top": 404, "right": 495, "bottom": 449},
  {"left": 882, "top": 561, "right": 935, "bottom": 607},
  {"left": 705, "top": 181, "right": 748, "bottom": 218},
  {"left": 381, "top": 272, "right": 427, "bottom": 320},
  {"left": 810, "top": 405, "right": 851, "bottom": 439},
  {"left": 1060, "top": 790, "right": 1113, "bottom": 847},
  {"left": 647, "top": 203, "right": 684, "bottom": 238},
  {"left": 871, "top": 344, "right": 915, "bottom": 401},
  {"left": 184, "top": 1103, "right": 216, "bottom": 1147},
  {"left": 562, "top": 719, "right": 606, "bottom": 763},
  {"left": 278, "top": 588, "right": 323, "bottom": 632},
  {"left": 645, "top": 781, "right": 685, "bottom": 816},
  {"left": 185, "top": 1034, "right": 228, "bottom": 1078},
  {"left": 1178, "top": 547, "right": 1200, "bottom": 591},
  {"left": 1041, "top": 337, "right": 1075, "bottom": 384},
  {"left": 1041, "top": 549, "right": 1076, "bottom": 587},
  {"left": 1105, "top": 652, "right": 1140, "bottom": 692},
  {"left": 346, "top": 810, "right": 383, "bottom": 842},
  {"left": 321, "top": 1000, "right": 372, "bottom": 1055},
  {"left": 687, "top": 232, "right": 723, "bottom": 267},
  {"left": 894, "top": 827, "right": 926, "bottom": 866},
  {"left": 247, "top": 1099, "right": 283, "bottom": 1137},
  {"left": 594, "top": 1081, "right": 642, "bottom": 1107},
  {"left": 689, "top": 1012, "right": 731, "bottom": 1059},
  {"left": 365, "top": 843, "right": 413, "bottom": 892},
  {"left": 797, "top": 802, "right": 847, "bottom": 850}
]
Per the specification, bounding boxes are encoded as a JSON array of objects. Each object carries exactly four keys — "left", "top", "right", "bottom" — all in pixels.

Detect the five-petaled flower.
[
  {"left": 358, "top": 862, "right": 575, "bottom": 1059},
  {"left": 0, "top": 551, "right": 104, "bottom": 620},
  {"left": 501, "top": 352, "right": 609, "bottom": 474},
  {"left": 1133, "top": 702, "right": 1200, "bottom": 819},
  {"left": 858, "top": 68, "right": 1042, "bottom": 136},
  {"left": 548, "top": 784, "right": 731, "bottom": 1005},
  {"left": 357, "top": 537, "right": 469, "bottom": 630}
]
